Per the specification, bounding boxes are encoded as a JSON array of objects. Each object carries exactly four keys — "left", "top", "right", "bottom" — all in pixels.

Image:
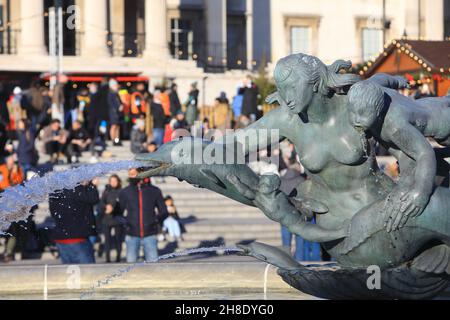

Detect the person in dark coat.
[
  {"left": 87, "top": 82, "right": 108, "bottom": 138},
  {"left": 107, "top": 79, "right": 123, "bottom": 146},
  {"left": 119, "top": 168, "right": 168, "bottom": 263},
  {"left": 16, "top": 119, "right": 39, "bottom": 175},
  {"left": 185, "top": 82, "right": 199, "bottom": 126},
  {"left": 98, "top": 174, "right": 124, "bottom": 263},
  {"left": 36, "top": 87, "right": 53, "bottom": 133},
  {"left": 97, "top": 80, "right": 111, "bottom": 122},
  {"left": 171, "top": 111, "right": 188, "bottom": 131},
  {"left": 239, "top": 75, "right": 260, "bottom": 121},
  {"left": 151, "top": 91, "right": 167, "bottom": 147},
  {"left": 65, "top": 120, "right": 92, "bottom": 163},
  {"left": 169, "top": 83, "right": 182, "bottom": 117},
  {"left": 0, "top": 82, "right": 10, "bottom": 128},
  {"left": 0, "top": 120, "right": 7, "bottom": 162},
  {"left": 21, "top": 81, "right": 46, "bottom": 131},
  {"left": 41, "top": 119, "right": 68, "bottom": 164},
  {"left": 49, "top": 180, "right": 99, "bottom": 264}
]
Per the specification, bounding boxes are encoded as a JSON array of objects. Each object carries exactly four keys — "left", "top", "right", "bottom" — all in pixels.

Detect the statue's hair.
[
  {"left": 348, "top": 81, "right": 385, "bottom": 117},
  {"left": 274, "top": 53, "right": 360, "bottom": 96}
]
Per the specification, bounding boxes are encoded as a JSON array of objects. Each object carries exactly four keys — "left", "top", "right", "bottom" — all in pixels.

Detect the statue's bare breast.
[{"left": 289, "top": 115, "right": 366, "bottom": 174}]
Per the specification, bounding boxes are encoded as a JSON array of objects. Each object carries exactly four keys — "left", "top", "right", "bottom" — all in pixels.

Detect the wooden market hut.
[{"left": 360, "top": 40, "right": 450, "bottom": 96}]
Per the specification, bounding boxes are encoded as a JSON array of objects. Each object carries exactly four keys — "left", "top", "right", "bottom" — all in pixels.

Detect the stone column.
[
  {"left": 19, "top": 0, "right": 46, "bottom": 55},
  {"left": 246, "top": 0, "right": 253, "bottom": 70},
  {"left": 83, "top": 0, "right": 109, "bottom": 57},
  {"left": 424, "top": 0, "right": 444, "bottom": 40},
  {"left": 205, "top": 0, "right": 227, "bottom": 69},
  {"left": 143, "top": 0, "right": 169, "bottom": 59}
]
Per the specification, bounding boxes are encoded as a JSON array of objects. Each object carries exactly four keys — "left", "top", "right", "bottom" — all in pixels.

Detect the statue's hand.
[
  {"left": 228, "top": 173, "right": 288, "bottom": 222},
  {"left": 265, "top": 92, "right": 289, "bottom": 108},
  {"left": 290, "top": 197, "right": 329, "bottom": 218},
  {"left": 254, "top": 175, "right": 286, "bottom": 221},
  {"left": 226, "top": 174, "right": 256, "bottom": 201},
  {"left": 395, "top": 76, "right": 410, "bottom": 89},
  {"left": 384, "top": 188, "right": 429, "bottom": 232},
  {"left": 265, "top": 92, "right": 280, "bottom": 105}
]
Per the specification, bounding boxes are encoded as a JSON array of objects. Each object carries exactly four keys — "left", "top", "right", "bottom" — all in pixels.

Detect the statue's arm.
[
  {"left": 367, "top": 73, "right": 409, "bottom": 90},
  {"left": 262, "top": 193, "right": 347, "bottom": 242},
  {"left": 228, "top": 174, "right": 347, "bottom": 242},
  {"left": 389, "top": 125, "right": 436, "bottom": 196},
  {"left": 216, "top": 106, "right": 289, "bottom": 155},
  {"left": 383, "top": 123, "right": 436, "bottom": 231},
  {"left": 285, "top": 213, "right": 348, "bottom": 243}
]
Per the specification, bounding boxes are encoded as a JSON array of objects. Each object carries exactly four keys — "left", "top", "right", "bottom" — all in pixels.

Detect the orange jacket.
[
  {"left": 130, "top": 92, "right": 147, "bottom": 115},
  {"left": 0, "top": 164, "right": 24, "bottom": 191},
  {"left": 160, "top": 93, "right": 171, "bottom": 116}
]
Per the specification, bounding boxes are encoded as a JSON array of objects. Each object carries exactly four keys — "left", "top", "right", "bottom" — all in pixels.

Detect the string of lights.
[{"left": 358, "top": 38, "right": 447, "bottom": 78}]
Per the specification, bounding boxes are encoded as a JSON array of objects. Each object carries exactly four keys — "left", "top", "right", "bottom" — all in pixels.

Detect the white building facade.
[{"left": 0, "top": 0, "right": 446, "bottom": 104}]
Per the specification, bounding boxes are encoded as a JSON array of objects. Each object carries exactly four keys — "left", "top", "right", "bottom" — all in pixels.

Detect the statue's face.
[
  {"left": 348, "top": 102, "right": 377, "bottom": 131},
  {"left": 277, "top": 75, "right": 314, "bottom": 115}
]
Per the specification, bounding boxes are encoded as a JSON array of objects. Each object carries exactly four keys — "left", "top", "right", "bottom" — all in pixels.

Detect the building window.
[
  {"left": 290, "top": 26, "right": 310, "bottom": 54},
  {"left": 170, "top": 18, "right": 193, "bottom": 60},
  {"left": 362, "top": 28, "right": 382, "bottom": 61},
  {"left": 44, "top": 0, "right": 77, "bottom": 56},
  {"left": 227, "top": 15, "right": 246, "bottom": 70},
  {"left": 445, "top": 0, "right": 450, "bottom": 38},
  {"left": 0, "top": 4, "right": 4, "bottom": 54}
]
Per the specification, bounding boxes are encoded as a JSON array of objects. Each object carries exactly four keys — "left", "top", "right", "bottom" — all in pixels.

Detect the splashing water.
[
  {"left": 0, "top": 160, "right": 144, "bottom": 232},
  {"left": 80, "top": 246, "right": 244, "bottom": 299}
]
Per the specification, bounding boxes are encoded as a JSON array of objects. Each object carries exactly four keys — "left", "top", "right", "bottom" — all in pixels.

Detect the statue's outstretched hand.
[
  {"left": 384, "top": 188, "right": 429, "bottom": 232},
  {"left": 394, "top": 76, "right": 410, "bottom": 89},
  {"left": 253, "top": 175, "right": 284, "bottom": 220},
  {"left": 265, "top": 92, "right": 289, "bottom": 109},
  {"left": 227, "top": 174, "right": 285, "bottom": 222},
  {"left": 265, "top": 92, "right": 280, "bottom": 105},
  {"left": 226, "top": 174, "right": 256, "bottom": 201}
]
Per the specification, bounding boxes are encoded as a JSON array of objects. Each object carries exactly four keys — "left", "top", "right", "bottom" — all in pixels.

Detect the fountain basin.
[{"left": 0, "top": 261, "right": 313, "bottom": 300}]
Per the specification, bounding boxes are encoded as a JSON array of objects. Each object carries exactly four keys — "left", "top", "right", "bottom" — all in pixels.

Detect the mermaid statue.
[{"left": 136, "top": 53, "right": 450, "bottom": 299}]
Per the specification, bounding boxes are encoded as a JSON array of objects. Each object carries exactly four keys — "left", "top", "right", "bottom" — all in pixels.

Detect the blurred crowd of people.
[
  {"left": 0, "top": 73, "right": 262, "bottom": 167},
  {"left": 0, "top": 74, "right": 263, "bottom": 264}
]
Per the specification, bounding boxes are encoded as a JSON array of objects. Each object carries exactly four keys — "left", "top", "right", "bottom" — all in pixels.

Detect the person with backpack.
[{"left": 49, "top": 180, "right": 99, "bottom": 264}]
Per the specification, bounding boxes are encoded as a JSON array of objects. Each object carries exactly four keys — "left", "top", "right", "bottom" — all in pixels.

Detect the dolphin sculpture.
[{"left": 135, "top": 137, "right": 260, "bottom": 207}]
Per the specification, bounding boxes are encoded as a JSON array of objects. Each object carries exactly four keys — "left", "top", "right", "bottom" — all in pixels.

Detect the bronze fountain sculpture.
[{"left": 136, "top": 53, "right": 450, "bottom": 299}]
